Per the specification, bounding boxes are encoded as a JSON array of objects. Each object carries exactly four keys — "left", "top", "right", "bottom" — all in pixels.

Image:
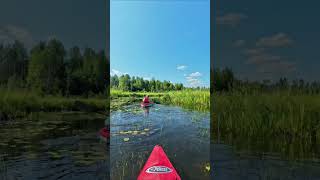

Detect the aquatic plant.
[
  {"left": 160, "top": 90, "right": 210, "bottom": 112},
  {"left": 0, "top": 89, "right": 107, "bottom": 120},
  {"left": 212, "top": 93, "right": 320, "bottom": 159}
]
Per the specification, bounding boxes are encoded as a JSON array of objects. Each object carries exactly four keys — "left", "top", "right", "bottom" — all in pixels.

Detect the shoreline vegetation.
[
  {"left": 110, "top": 74, "right": 210, "bottom": 112},
  {"left": 0, "top": 89, "right": 108, "bottom": 121},
  {"left": 211, "top": 67, "right": 320, "bottom": 159},
  {"left": 111, "top": 89, "right": 210, "bottom": 112},
  {"left": 0, "top": 39, "right": 108, "bottom": 121},
  {"left": 0, "top": 39, "right": 209, "bottom": 121}
]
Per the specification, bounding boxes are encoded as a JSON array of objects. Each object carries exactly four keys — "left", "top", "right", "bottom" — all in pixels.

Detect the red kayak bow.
[
  {"left": 138, "top": 145, "right": 181, "bottom": 180},
  {"left": 99, "top": 127, "right": 110, "bottom": 139}
]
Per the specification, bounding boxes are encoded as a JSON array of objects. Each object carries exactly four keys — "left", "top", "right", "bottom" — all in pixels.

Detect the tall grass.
[
  {"left": 110, "top": 89, "right": 210, "bottom": 112},
  {"left": 212, "top": 93, "right": 320, "bottom": 159},
  {"left": 0, "top": 89, "right": 107, "bottom": 120},
  {"left": 161, "top": 90, "right": 210, "bottom": 112}
]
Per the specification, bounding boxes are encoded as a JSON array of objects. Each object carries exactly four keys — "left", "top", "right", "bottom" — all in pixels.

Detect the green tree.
[{"left": 27, "top": 39, "right": 66, "bottom": 94}]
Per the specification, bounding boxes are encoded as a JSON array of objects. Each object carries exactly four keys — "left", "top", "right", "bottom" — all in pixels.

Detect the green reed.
[
  {"left": 111, "top": 89, "right": 210, "bottom": 112},
  {"left": 0, "top": 89, "right": 107, "bottom": 120},
  {"left": 212, "top": 92, "right": 320, "bottom": 159},
  {"left": 161, "top": 90, "right": 210, "bottom": 112}
]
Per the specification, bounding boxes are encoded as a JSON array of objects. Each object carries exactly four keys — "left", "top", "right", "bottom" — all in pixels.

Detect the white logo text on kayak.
[{"left": 146, "top": 166, "right": 172, "bottom": 174}]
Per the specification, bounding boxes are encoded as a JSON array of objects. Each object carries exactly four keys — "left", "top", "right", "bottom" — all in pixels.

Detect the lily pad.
[
  {"left": 204, "top": 163, "right": 210, "bottom": 172},
  {"left": 123, "top": 138, "right": 130, "bottom": 142}
]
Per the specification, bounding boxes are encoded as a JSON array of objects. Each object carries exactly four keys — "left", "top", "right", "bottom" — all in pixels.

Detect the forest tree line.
[
  {"left": 0, "top": 39, "right": 108, "bottom": 96},
  {"left": 111, "top": 74, "right": 184, "bottom": 92},
  {"left": 211, "top": 67, "right": 320, "bottom": 94}
]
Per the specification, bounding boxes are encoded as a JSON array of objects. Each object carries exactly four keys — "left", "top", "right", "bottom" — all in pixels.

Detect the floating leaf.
[
  {"left": 123, "top": 138, "right": 130, "bottom": 142},
  {"left": 205, "top": 163, "right": 210, "bottom": 172},
  {"left": 144, "top": 128, "right": 149, "bottom": 131}
]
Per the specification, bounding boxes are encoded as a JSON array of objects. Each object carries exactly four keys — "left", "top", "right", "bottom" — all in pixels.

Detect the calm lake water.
[
  {"left": 212, "top": 132, "right": 320, "bottom": 179},
  {"left": 0, "top": 112, "right": 109, "bottom": 180},
  {"left": 110, "top": 104, "right": 210, "bottom": 180}
]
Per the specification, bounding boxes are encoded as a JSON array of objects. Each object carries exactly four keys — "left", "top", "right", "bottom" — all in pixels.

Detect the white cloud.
[
  {"left": 177, "top": 65, "right": 187, "bottom": 71},
  {"left": 186, "top": 72, "right": 203, "bottom": 87},
  {"left": 143, "top": 77, "right": 151, "bottom": 81},
  {"left": 110, "top": 69, "right": 127, "bottom": 76},
  {"left": 242, "top": 47, "right": 297, "bottom": 76},
  {"left": 256, "top": 33, "right": 293, "bottom": 48},
  {"left": 189, "top": 72, "right": 202, "bottom": 77},
  {"left": 216, "top": 13, "right": 247, "bottom": 27}
]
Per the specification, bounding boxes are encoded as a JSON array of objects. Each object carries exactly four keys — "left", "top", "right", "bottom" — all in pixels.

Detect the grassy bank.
[
  {"left": 111, "top": 89, "right": 210, "bottom": 112},
  {"left": 212, "top": 93, "right": 320, "bottom": 159},
  {"left": 0, "top": 90, "right": 107, "bottom": 120},
  {"left": 160, "top": 90, "right": 210, "bottom": 112}
]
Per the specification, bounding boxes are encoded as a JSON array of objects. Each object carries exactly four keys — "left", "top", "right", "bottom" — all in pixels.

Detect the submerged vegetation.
[{"left": 212, "top": 67, "right": 320, "bottom": 159}]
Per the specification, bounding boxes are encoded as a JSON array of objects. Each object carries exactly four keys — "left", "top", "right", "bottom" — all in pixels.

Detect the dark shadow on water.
[
  {"left": 211, "top": 134, "right": 320, "bottom": 180},
  {"left": 0, "top": 112, "right": 110, "bottom": 180}
]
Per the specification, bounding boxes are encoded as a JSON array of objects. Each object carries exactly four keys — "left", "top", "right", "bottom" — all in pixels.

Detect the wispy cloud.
[
  {"left": 186, "top": 72, "right": 202, "bottom": 87},
  {"left": 256, "top": 33, "right": 293, "bottom": 48},
  {"left": 0, "top": 25, "right": 34, "bottom": 48},
  {"left": 110, "top": 69, "right": 127, "bottom": 76},
  {"left": 189, "top": 72, "right": 202, "bottom": 77},
  {"left": 243, "top": 47, "right": 296, "bottom": 75},
  {"left": 176, "top": 65, "right": 187, "bottom": 71},
  {"left": 216, "top": 13, "right": 247, "bottom": 27},
  {"left": 236, "top": 32, "right": 297, "bottom": 80},
  {"left": 245, "top": 53, "right": 282, "bottom": 65}
]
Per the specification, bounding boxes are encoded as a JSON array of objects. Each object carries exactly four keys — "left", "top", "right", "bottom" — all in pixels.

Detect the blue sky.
[
  {"left": 111, "top": 0, "right": 210, "bottom": 87},
  {"left": 0, "top": 0, "right": 106, "bottom": 51},
  {"left": 215, "top": 0, "right": 320, "bottom": 82}
]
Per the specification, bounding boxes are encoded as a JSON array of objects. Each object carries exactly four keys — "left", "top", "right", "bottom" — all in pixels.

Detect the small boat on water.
[
  {"left": 141, "top": 102, "right": 154, "bottom": 108},
  {"left": 99, "top": 127, "right": 110, "bottom": 142}
]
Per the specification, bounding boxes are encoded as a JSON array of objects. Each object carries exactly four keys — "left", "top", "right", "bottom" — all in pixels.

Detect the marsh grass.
[
  {"left": 111, "top": 89, "right": 210, "bottom": 112},
  {"left": 212, "top": 93, "right": 320, "bottom": 159},
  {"left": 0, "top": 89, "right": 107, "bottom": 120},
  {"left": 161, "top": 90, "right": 210, "bottom": 112}
]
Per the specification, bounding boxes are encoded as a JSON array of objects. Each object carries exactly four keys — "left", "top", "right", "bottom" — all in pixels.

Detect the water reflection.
[
  {"left": 143, "top": 107, "right": 150, "bottom": 117},
  {"left": 211, "top": 141, "right": 320, "bottom": 180},
  {"left": 0, "top": 112, "right": 109, "bottom": 180}
]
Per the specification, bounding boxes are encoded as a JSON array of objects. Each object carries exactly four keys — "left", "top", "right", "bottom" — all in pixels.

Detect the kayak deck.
[{"left": 138, "top": 145, "right": 181, "bottom": 180}]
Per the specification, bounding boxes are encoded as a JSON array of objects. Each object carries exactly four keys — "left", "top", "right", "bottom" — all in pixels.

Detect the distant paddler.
[{"left": 141, "top": 95, "right": 153, "bottom": 108}]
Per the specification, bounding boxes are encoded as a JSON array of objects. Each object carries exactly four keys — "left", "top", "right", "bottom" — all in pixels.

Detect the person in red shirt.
[{"left": 143, "top": 95, "right": 150, "bottom": 103}]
